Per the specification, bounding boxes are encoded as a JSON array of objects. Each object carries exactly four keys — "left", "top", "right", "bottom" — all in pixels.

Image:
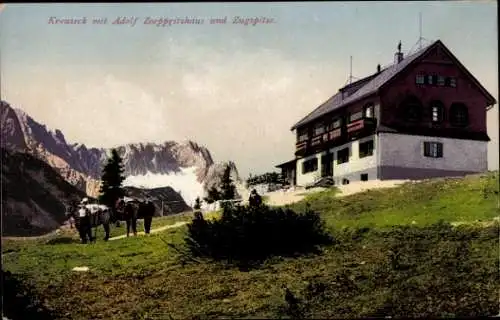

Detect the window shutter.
[
  {"left": 437, "top": 143, "right": 443, "bottom": 158},
  {"left": 424, "top": 142, "right": 430, "bottom": 156}
]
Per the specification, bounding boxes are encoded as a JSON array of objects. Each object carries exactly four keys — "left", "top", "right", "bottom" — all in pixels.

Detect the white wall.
[
  {"left": 378, "top": 133, "right": 488, "bottom": 172},
  {"left": 295, "top": 134, "right": 378, "bottom": 186},
  {"left": 296, "top": 153, "right": 322, "bottom": 186},
  {"left": 487, "top": 105, "right": 499, "bottom": 171},
  {"left": 330, "top": 135, "right": 377, "bottom": 178}
]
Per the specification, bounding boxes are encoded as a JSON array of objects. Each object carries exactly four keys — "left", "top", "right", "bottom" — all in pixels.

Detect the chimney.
[
  {"left": 377, "top": 64, "right": 381, "bottom": 73},
  {"left": 394, "top": 41, "right": 404, "bottom": 64}
]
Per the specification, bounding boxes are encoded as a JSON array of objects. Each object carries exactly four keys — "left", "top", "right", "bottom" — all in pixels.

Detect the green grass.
[
  {"left": 2, "top": 172, "right": 499, "bottom": 319},
  {"left": 107, "top": 212, "right": 195, "bottom": 238},
  {"left": 290, "top": 172, "right": 499, "bottom": 230}
]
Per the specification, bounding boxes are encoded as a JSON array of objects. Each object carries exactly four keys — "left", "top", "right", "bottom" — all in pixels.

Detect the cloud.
[
  {"left": 52, "top": 74, "right": 180, "bottom": 147},
  {"left": 3, "top": 40, "right": 340, "bottom": 177}
]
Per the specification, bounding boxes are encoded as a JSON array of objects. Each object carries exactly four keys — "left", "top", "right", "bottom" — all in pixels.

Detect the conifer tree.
[
  {"left": 98, "top": 148, "right": 125, "bottom": 208},
  {"left": 220, "top": 164, "right": 236, "bottom": 201},
  {"left": 194, "top": 197, "right": 202, "bottom": 211},
  {"left": 203, "top": 186, "right": 221, "bottom": 204}
]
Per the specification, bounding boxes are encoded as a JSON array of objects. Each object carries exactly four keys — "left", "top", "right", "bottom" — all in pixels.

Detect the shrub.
[{"left": 184, "top": 203, "right": 333, "bottom": 266}]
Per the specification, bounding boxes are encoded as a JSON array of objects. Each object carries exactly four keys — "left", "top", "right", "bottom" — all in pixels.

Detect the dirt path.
[
  {"left": 108, "top": 221, "right": 188, "bottom": 241},
  {"left": 2, "top": 226, "right": 72, "bottom": 241},
  {"left": 265, "top": 180, "right": 411, "bottom": 207}
]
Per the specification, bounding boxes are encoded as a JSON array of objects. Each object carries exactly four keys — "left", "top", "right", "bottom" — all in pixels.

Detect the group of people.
[
  {"left": 68, "top": 197, "right": 156, "bottom": 244},
  {"left": 68, "top": 191, "right": 263, "bottom": 244}
]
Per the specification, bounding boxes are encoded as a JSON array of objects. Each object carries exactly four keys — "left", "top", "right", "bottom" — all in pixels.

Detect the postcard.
[{"left": 1, "top": 2, "right": 498, "bottom": 319}]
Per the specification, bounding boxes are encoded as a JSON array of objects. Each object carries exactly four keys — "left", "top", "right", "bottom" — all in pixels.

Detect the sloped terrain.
[
  {"left": 1, "top": 148, "right": 87, "bottom": 236},
  {"left": 290, "top": 172, "right": 499, "bottom": 228},
  {"left": 2, "top": 172, "right": 498, "bottom": 319}
]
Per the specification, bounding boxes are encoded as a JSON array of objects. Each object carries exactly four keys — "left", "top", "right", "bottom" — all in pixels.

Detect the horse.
[
  {"left": 114, "top": 197, "right": 156, "bottom": 237},
  {"left": 66, "top": 202, "right": 112, "bottom": 242},
  {"left": 115, "top": 197, "right": 140, "bottom": 237}
]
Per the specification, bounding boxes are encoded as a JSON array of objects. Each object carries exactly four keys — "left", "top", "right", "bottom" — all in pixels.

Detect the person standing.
[
  {"left": 77, "top": 203, "right": 92, "bottom": 244},
  {"left": 248, "top": 189, "right": 263, "bottom": 207}
]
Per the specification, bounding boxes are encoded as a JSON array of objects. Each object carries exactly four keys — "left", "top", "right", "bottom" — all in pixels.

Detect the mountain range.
[
  {"left": 1, "top": 100, "right": 242, "bottom": 206},
  {"left": 1, "top": 99, "right": 243, "bottom": 235}
]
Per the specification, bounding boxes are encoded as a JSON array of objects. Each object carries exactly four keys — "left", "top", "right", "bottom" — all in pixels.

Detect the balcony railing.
[
  {"left": 296, "top": 140, "right": 307, "bottom": 150},
  {"left": 347, "top": 118, "right": 376, "bottom": 134},
  {"left": 295, "top": 118, "right": 376, "bottom": 155}
]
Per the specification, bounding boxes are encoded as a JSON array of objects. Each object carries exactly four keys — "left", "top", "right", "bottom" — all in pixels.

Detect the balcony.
[
  {"left": 327, "top": 128, "right": 342, "bottom": 140},
  {"left": 347, "top": 118, "right": 376, "bottom": 134},
  {"left": 295, "top": 119, "right": 376, "bottom": 156},
  {"left": 295, "top": 140, "right": 308, "bottom": 156}
]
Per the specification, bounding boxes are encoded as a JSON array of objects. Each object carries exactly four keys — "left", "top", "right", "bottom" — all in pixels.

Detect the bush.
[{"left": 184, "top": 204, "right": 333, "bottom": 266}]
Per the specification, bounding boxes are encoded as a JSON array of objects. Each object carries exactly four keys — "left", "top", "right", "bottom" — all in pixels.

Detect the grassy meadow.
[{"left": 2, "top": 172, "right": 499, "bottom": 319}]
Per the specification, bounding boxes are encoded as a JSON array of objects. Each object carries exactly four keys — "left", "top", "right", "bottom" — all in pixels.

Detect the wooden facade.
[
  {"left": 276, "top": 40, "right": 495, "bottom": 186},
  {"left": 291, "top": 40, "right": 495, "bottom": 158}
]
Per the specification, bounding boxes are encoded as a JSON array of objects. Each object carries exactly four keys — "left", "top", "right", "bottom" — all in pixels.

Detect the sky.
[{"left": 0, "top": 2, "right": 498, "bottom": 178}]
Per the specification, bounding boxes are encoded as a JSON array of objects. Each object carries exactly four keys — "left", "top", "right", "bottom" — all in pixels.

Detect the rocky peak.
[{"left": 1, "top": 100, "right": 240, "bottom": 200}]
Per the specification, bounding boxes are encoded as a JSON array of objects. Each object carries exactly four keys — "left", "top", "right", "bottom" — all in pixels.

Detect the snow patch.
[{"left": 122, "top": 166, "right": 204, "bottom": 207}]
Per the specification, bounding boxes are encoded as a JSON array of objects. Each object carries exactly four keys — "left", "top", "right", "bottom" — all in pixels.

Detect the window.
[
  {"left": 416, "top": 75, "right": 425, "bottom": 84},
  {"left": 359, "top": 140, "right": 374, "bottom": 158},
  {"left": 342, "top": 178, "right": 350, "bottom": 185},
  {"left": 302, "top": 158, "right": 318, "bottom": 174},
  {"left": 331, "top": 118, "right": 342, "bottom": 129},
  {"left": 430, "top": 100, "right": 444, "bottom": 123},
  {"left": 400, "top": 96, "right": 422, "bottom": 122},
  {"left": 449, "top": 103, "right": 468, "bottom": 126},
  {"left": 360, "top": 174, "right": 368, "bottom": 181},
  {"left": 424, "top": 142, "right": 443, "bottom": 158},
  {"left": 297, "top": 128, "right": 308, "bottom": 142},
  {"left": 449, "top": 77, "right": 457, "bottom": 87},
  {"left": 349, "top": 111, "right": 363, "bottom": 123},
  {"left": 314, "top": 123, "right": 325, "bottom": 136},
  {"left": 437, "top": 76, "right": 445, "bottom": 86},
  {"left": 364, "top": 104, "right": 374, "bottom": 118},
  {"left": 337, "top": 148, "right": 349, "bottom": 164},
  {"left": 427, "top": 75, "right": 434, "bottom": 85}
]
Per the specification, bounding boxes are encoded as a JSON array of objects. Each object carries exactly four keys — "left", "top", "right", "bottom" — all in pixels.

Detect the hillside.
[
  {"left": 123, "top": 186, "right": 191, "bottom": 214},
  {"left": 289, "top": 172, "right": 499, "bottom": 228},
  {"left": 1, "top": 148, "right": 87, "bottom": 236},
  {"left": 2, "top": 172, "right": 498, "bottom": 319}
]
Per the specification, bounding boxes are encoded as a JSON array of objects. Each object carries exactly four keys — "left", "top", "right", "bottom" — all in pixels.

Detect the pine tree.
[
  {"left": 203, "top": 186, "right": 221, "bottom": 204},
  {"left": 98, "top": 148, "right": 125, "bottom": 208},
  {"left": 220, "top": 164, "right": 236, "bottom": 200},
  {"left": 193, "top": 197, "right": 202, "bottom": 211}
]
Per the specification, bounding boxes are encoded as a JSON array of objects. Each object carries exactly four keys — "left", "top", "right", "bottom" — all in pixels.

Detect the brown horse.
[
  {"left": 115, "top": 197, "right": 156, "bottom": 236},
  {"left": 115, "top": 197, "right": 140, "bottom": 237}
]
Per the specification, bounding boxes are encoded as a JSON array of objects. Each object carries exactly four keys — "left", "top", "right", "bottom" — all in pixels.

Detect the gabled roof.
[{"left": 291, "top": 40, "right": 497, "bottom": 131}]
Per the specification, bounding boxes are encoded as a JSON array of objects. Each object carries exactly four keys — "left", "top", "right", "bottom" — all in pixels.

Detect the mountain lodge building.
[{"left": 276, "top": 40, "right": 496, "bottom": 187}]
